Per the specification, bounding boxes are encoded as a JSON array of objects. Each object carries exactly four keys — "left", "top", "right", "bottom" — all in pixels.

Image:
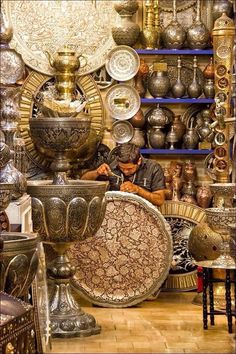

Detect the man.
[{"left": 81, "top": 143, "right": 166, "bottom": 206}]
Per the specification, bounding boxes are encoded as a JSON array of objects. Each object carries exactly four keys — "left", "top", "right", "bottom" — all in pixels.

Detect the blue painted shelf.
[
  {"left": 141, "top": 98, "right": 214, "bottom": 104},
  {"left": 136, "top": 49, "right": 213, "bottom": 55},
  {"left": 140, "top": 149, "right": 213, "bottom": 155}
]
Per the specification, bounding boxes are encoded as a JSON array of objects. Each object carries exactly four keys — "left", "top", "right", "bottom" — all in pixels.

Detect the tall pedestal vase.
[{"left": 140, "top": 0, "right": 157, "bottom": 49}]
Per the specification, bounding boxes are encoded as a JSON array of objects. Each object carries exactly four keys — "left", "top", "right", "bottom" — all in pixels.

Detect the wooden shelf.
[
  {"left": 136, "top": 49, "right": 213, "bottom": 55},
  {"left": 141, "top": 98, "right": 214, "bottom": 104},
  {"left": 140, "top": 149, "right": 213, "bottom": 155}
]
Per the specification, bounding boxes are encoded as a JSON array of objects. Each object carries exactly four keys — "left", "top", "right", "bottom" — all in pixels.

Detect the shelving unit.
[
  {"left": 141, "top": 98, "right": 214, "bottom": 104},
  {"left": 136, "top": 49, "right": 213, "bottom": 55},
  {"left": 140, "top": 149, "right": 213, "bottom": 155}
]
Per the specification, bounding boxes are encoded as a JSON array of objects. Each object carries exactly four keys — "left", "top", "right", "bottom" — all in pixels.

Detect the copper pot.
[
  {"left": 129, "top": 108, "right": 145, "bottom": 128},
  {"left": 203, "top": 57, "right": 214, "bottom": 79},
  {"left": 172, "top": 115, "right": 186, "bottom": 140},
  {"left": 196, "top": 185, "right": 212, "bottom": 208}
]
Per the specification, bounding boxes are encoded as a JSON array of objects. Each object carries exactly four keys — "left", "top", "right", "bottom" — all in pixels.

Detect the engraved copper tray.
[
  {"left": 69, "top": 191, "right": 172, "bottom": 308},
  {"left": 3, "top": 0, "right": 117, "bottom": 76}
]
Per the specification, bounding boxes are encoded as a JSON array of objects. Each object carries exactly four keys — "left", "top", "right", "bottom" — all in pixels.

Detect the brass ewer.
[{"left": 45, "top": 48, "right": 87, "bottom": 101}]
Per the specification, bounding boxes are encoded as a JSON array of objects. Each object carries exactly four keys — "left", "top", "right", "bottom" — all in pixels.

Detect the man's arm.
[
  {"left": 120, "top": 181, "right": 166, "bottom": 206},
  {"left": 80, "top": 163, "right": 111, "bottom": 180}
]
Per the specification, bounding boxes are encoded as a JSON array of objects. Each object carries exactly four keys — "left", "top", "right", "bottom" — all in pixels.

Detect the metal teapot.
[{"left": 45, "top": 48, "right": 86, "bottom": 73}]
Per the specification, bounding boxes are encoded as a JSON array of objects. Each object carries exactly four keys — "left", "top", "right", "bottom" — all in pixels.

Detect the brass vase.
[
  {"left": 187, "top": 56, "right": 202, "bottom": 98},
  {"left": 140, "top": 0, "right": 158, "bottom": 50},
  {"left": 171, "top": 56, "right": 186, "bottom": 98},
  {"left": 148, "top": 126, "right": 165, "bottom": 149}
]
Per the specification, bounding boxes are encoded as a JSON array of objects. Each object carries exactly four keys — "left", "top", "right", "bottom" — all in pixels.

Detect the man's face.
[{"left": 118, "top": 158, "right": 141, "bottom": 176}]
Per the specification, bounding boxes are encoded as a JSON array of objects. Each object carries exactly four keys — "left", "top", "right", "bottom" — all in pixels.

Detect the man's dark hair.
[{"left": 117, "top": 143, "right": 141, "bottom": 164}]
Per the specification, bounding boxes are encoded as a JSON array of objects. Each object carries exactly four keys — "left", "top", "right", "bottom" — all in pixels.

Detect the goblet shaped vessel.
[
  {"left": 28, "top": 180, "right": 108, "bottom": 338},
  {"left": 29, "top": 113, "right": 91, "bottom": 185}
]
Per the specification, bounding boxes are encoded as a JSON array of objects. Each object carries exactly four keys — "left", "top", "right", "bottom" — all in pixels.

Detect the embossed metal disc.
[
  {"left": 111, "top": 120, "right": 134, "bottom": 144},
  {"left": 19, "top": 71, "right": 104, "bottom": 171},
  {"left": 159, "top": 201, "right": 206, "bottom": 292},
  {"left": 0, "top": 48, "right": 25, "bottom": 85},
  {"left": 69, "top": 191, "right": 172, "bottom": 307},
  {"left": 3, "top": 0, "right": 117, "bottom": 76},
  {"left": 105, "top": 45, "right": 140, "bottom": 81},
  {"left": 105, "top": 84, "right": 141, "bottom": 120}
]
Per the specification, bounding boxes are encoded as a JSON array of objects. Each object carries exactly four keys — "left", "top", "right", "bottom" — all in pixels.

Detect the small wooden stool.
[{"left": 196, "top": 261, "right": 236, "bottom": 334}]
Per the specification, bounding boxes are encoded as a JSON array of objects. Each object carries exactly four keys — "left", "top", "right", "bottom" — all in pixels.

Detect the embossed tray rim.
[
  {"left": 111, "top": 120, "right": 134, "bottom": 144},
  {"left": 105, "top": 45, "right": 140, "bottom": 81}
]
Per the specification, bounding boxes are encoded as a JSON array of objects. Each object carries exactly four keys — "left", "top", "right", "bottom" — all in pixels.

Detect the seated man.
[{"left": 81, "top": 143, "right": 166, "bottom": 206}]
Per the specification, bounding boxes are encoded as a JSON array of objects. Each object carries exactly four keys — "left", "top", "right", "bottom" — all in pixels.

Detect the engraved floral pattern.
[
  {"left": 3, "top": 0, "right": 117, "bottom": 76},
  {"left": 69, "top": 192, "right": 172, "bottom": 307}
]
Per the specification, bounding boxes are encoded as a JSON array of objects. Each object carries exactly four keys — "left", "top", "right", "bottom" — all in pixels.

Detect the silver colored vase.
[
  {"left": 212, "top": 0, "right": 233, "bottom": 22},
  {"left": 147, "top": 104, "right": 170, "bottom": 127},
  {"left": 129, "top": 128, "right": 145, "bottom": 148},
  {"left": 203, "top": 78, "right": 215, "bottom": 99},
  {"left": 187, "top": 0, "right": 210, "bottom": 49},
  {"left": 0, "top": 141, "right": 27, "bottom": 199},
  {"left": 162, "top": 0, "right": 186, "bottom": 49},
  {"left": 148, "top": 65, "right": 171, "bottom": 98},
  {"left": 112, "top": 14, "right": 140, "bottom": 46},
  {"left": 148, "top": 126, "right": 165, "bottom": 149},
  {"left": 187, "top": 56, "right": 202, "bottom": 98},
  {"left": 171, "top": 57, "right": 186, "bottom": 98},
  {"left": 183, "top": 127, "right": 199, "bottom": 149}
]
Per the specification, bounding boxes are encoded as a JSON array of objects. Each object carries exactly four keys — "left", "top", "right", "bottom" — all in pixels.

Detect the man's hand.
[
  {"left": 120, "top": 181, "right": 139, "bottom": 193},
  {"left": 96, "top": 163, "right": 111, "bottom": 176}
]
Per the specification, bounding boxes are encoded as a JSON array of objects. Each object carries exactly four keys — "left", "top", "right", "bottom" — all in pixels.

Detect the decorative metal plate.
[
  {"left": 19, "top": 71, "right": 104, "bottom": 172},
  {"left": 111, "top": 120, "right": 134, "bottom": 144},
  {"left": 2, "top": 0, "right": 116, "bottom": 76},
  {"left": 69, "top": 191, "right": 172, "bottom": 307},
  {"left": 105, "top": 84, "right": 141, "bottom": 120},
  {"left": 105, "top": 45, "right": 140, "bottom": 81},
  {"left": 180, "top": 104, "right": 205, "bottom": 128},
  {"left": 159, "top": 201, "right": 206, "bottom": 292},
  {"left": 0, "top": 48, "right": 25, "bottom": 85},
  {"left": 159, "top": 0, "right": 196, "bottom": 12}
]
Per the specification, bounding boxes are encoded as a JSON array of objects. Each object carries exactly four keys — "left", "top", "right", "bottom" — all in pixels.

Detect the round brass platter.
[
  {"left": 159, "top": 201, "right": 206, "bottom": 292},
  {"left": 3, "top": 0, "right": 116, "bottom": 76},
  {"left": 69, "top": 191, "right": 173, "bottom": 308},
  {"left": 19, "top": 71, "right": 104, "bottom": 171}
]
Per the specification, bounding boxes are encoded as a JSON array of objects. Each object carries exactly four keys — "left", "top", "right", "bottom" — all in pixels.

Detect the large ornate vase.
[{"left": 27, "top": 180, "right": 108, "bottom": 338}]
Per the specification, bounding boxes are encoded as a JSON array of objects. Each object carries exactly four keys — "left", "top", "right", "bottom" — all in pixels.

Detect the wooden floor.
[{"left": 51, "top": 292, "right": 235, "bottom": 353}]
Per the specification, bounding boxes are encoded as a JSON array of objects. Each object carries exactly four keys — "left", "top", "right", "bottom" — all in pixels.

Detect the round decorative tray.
[
  {"left": 2, "top": 0, "right": 116, "bottom": 76},
  {"left": 111, "top": 120, "right": 134, "bottom": 144},
  {"left": 105, "top": 84, "right": 141, "bottom": 120},
  {"left": 69, "top": 191, "right": 172, "bottom": 307},
  {"left": 105, "top": 45, "right": 140, "bottom": 81}
]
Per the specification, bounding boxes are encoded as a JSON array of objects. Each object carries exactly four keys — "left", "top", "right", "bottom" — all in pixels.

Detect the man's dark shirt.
[{"left": 97, "top": 157, "right": 165, "bottom": 192}]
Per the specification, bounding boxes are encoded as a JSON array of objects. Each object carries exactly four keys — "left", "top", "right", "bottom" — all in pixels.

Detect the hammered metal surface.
[
  {"left": 2, "top": 0, "right": 117, "bottom": 76},
  {"left": 111, "top": 120, "right": 134, "bottom": 144},
  {"left": 105, "top": 45, "right": 140, "bottom": 81},
  {"left": 0, "top": 48, "right": 25, "bottom": 85},
  {"left": 69, "top": 191, "right": 172, "bottom": 307},
  {"left": 19, "top": 71, "right": 104, "bottom": 172}
]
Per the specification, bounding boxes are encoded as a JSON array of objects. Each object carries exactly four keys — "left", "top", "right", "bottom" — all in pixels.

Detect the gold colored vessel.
[{"left": 45, "top": 48, "right": 86, "bottom": 101}]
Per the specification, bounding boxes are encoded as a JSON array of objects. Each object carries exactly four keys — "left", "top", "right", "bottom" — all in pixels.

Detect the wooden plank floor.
[{"left": 51, "top": 292, "right": 235, "bottom": 353}]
